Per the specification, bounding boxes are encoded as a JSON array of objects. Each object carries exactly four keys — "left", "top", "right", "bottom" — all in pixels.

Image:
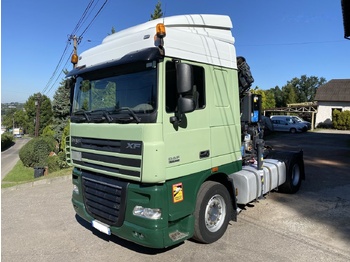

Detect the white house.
[{"left": 314, "top": 79, "right": 350, "bottom": 127}]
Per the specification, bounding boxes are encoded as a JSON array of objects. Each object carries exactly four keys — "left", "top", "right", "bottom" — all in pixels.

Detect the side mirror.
[
  {"left": 177, "top": 63, "right": 193, "bottom": 94},
  {"left": 170, "top": 63, "right": 196, "bottom": 126},
  {"left": 178, "top": 97, "right": 195, "bottom": 114},
  {"left": 176, "top": 63, "right": 195, "bottom": 114},
  {"left": 65, "top": 77, "right": 75, "bottom": 89}
]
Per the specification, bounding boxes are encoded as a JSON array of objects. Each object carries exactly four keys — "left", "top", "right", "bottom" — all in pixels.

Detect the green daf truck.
[{"left": 66, "top": 14, "right": 304, "bottom": 248}]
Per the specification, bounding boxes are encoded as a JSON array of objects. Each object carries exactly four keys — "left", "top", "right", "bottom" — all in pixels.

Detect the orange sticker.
[{"left": 172, "top": 183, "right": 184, "bottom": 203}]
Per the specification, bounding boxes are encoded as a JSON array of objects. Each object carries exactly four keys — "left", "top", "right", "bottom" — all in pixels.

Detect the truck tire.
[
  {"left": 193, "top": 181, "right": 232, "bottom": 243},
  {"left": 279, "top": 155, "right": 302, "bottom": 193}
]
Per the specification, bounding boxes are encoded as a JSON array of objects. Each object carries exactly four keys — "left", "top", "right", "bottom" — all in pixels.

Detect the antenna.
[{"left": 163, "top": 1, "right": 167, "bottom": 22}]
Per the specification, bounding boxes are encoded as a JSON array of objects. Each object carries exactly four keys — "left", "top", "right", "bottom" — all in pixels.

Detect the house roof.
[{"left": 314, "top": 79, "right": 350, "bottom": 102}]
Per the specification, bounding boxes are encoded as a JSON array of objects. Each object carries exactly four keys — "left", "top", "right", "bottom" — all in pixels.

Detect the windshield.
[{"left": 71, "top": 61, "right": 157, "bottom": 123}]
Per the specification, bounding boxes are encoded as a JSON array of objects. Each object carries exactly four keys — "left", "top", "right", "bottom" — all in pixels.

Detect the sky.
[{"left": 1, "top": 0, "right": 349, "bottom": 103}]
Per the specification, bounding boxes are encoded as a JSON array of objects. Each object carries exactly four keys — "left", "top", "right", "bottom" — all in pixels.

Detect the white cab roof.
[{"left": 77, "top": 14, "right": 237, "bottom": 69}]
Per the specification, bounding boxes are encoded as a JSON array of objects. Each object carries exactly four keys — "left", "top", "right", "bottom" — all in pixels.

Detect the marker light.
[
  {"left": 212, "top": 166, "right": 219, "bottom": 173},
  {"left": 156, "top": 23, "right": 166, "bottom": 38},
  {"left": 71, "top": 54, "right": 78, "bottom": 65}
]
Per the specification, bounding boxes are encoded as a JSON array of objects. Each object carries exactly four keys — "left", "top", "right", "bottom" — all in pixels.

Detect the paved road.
[
  {"left": 2, "top": 130, "right": 350, "bottom": 262},
  {"left": 1, "top": 138, "right": 30, "bottom": 180}
]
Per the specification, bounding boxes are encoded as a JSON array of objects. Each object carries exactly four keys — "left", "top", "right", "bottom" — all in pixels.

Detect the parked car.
[
  {"left": 261, "top": 115, "right": 274, "bottom": 136},
  {"left": 270, "top": 115, "right": 307, "bottom": 133},
  {"left": 291, "top": 116, "right": 311, "bottom": 130}
]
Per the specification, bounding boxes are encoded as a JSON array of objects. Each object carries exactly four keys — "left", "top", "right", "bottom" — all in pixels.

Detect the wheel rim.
[
  {"left": 291, "top": 164, "right": 301, "bottom": 186},
  {"left": 204, "top": 194, "right": 226, "bottom": 232}
]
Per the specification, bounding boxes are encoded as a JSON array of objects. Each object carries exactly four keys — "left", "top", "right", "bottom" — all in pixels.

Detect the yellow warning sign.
[{"left": 172, "top": 183, "right": 184, "bottom": 203}]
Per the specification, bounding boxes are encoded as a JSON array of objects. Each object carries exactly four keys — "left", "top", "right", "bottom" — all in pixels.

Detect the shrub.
[
  {"left": 58, "top": 151, "right": 70, "bottom": 169},
  {"left": 1, "top": 133, "right": 14, "bottom": 151},
  {"left": 48, "top": 155, "right": 60, "bottom": 173},
  {"left": 333, "top": 110, "right": 350, "bottom": 130},
  {"left": 60, "top": 121, "right": 70, "bottom": 151},
  {"left": 316, "top": 122, "right": 333, "bottom": 129},
  {"left": 19, "top": 137, "right": 51, "bottom": 167},
  {"left": 42, "top": 135, "right": 57, "bottom": 153}
]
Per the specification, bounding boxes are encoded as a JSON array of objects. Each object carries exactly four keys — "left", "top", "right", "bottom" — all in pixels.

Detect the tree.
[
  {"left": 267, "top": 75, "right": 327, "bottom": 108},
  {"left": 264, "top": 89, "right": 276, "bottom": 109},
  {"left": 24, "top": 93, "right": 53, "bottom": 136},
  {"left": 61, "top": 121, "right": 70, "bottom": 151},
  {"left": 1, "top": 108, "right": 16, "bottom": 130},
  {"left": 52, "top": 78, "right": 71, "bottom": 145},
  {"left": 282, "top": 84, "right": 298, "bottom": 105},
  {"left": 108, "top": 26, "right": 116, "bottom": 35},
  {"left": 270, "top": 86, "right": 284, "bottom": 108},
  {"left": 42, "top": 125, "right": 55, "bottom": 138},
  {"left": 252, "top": 87, "right": 276, "bottom": 110},
  {"left": 150, "top": 0, "right": 163, "bottom": 20},
  {"left": 285, "top": 75, "right": 326, "bottom": 103}
]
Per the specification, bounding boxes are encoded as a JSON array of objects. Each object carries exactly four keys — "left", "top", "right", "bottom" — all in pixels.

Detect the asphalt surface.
[
  {"left": 2, "top": 130, "right": 350, "bottom": 262},
  {"left": 1, "top": 138, "right": 30, "bottom": 180}
]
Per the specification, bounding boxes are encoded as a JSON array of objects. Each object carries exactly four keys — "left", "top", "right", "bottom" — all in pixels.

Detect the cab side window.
[{"left": 165, "top": 61, "right": 205, "bottom": 113}]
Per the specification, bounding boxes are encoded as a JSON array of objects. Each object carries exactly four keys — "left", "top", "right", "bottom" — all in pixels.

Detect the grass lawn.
[{"left": 2, "top": 160, "right": 72, "bottom": 188}]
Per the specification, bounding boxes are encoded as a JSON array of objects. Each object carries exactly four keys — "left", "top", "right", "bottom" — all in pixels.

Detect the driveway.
[
  {"left": 2, "top": 130, "right": 350, "bottom": 262},
  {"left": 1, "top": 137, "right": 30, "bottom": 180}
]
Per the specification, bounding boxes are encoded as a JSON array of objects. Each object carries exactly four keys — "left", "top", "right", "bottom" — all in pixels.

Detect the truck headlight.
[
  {"left": 133, "top": 206, "right": 161, "bottom": 220},
  {"left": 73, "top": 184, "right": 79, "bottom": 194}
]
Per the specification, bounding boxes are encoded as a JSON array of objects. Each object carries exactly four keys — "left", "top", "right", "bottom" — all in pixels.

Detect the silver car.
[
  {"left": 291, "top": 116, "right": 311, "bottom": 130},
  {"left": 270, "top": 116, "right": 307, "bottom": 133}
]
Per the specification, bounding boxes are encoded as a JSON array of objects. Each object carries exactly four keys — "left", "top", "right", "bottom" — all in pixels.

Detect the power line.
[
  {"left": 41, "top": 41, "right": 71, "bottom": 94},
  {"left": 42, "top": 0, "right": 109, "bottom": 97},
  {"left": 80, "top": 0, "right": 109, "bottom": 37},
  {"left": 45, "top": 51, "right": 73, "bottom": 97},
  {"left": 71, "top": 0, "right": 95, "bottom": 36}
]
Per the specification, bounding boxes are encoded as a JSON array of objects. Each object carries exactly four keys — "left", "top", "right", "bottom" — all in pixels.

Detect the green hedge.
[
  {"left": 48, "top": 155, "right": 60, "bottom": 173},
  {"left": 1, "top": 133, "right": 14, "bottom": 151},
  {"left": 333, "top": 110, "right": 350, "bottom": 130},
  {"left": 19, "top": 137, "right": 52, "bottom": 167}
]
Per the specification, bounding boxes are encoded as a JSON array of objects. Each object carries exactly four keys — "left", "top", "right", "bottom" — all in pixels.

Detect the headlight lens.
[
  {"left": 133, "top": 206, "right": 161, "bottom": 220},
  {"left": 73, "top": 184, "right": 79, "bottom": 194}
]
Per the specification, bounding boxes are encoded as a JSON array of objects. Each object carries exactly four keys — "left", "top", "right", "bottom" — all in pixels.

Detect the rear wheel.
[
  {"left": 279, "top": 156, "right": 302, "bottom": 193},
  {"left": 193, "top": 181, "right": 232, "bottom": 243}
]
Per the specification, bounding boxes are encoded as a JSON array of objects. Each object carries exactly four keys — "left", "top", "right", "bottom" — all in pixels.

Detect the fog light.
[
  {"left": 133, "top": 206, "right": 161, "bottom": 220},
  {"left": 132, "top": 231, "right": 145, "bottom": 240}
]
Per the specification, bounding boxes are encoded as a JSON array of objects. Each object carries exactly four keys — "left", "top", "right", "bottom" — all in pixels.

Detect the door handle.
[{"left": 200, "top": 150, "right": 210, "bottom": 159}]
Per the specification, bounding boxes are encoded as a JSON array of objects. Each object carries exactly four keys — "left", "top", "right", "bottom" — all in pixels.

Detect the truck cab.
[{"left": 66, "top": 14, "right": 304, "bottom": 248}]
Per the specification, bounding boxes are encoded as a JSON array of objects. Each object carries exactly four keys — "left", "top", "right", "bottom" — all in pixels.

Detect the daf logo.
[
  {"left": 126, "top": 143, "right": 141, "bottom": 149},
  {"left": 71, "top": 137, "right": 81, "bottom": 144}
]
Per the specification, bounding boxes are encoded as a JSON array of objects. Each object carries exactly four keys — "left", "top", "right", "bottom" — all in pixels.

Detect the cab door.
[{"left": 162, "top": 60, "right": 211, "bottom": 180}]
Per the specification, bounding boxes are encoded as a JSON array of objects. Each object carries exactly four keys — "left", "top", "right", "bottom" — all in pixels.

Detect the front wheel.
[
  {"left": 192, "top": 181, "right": 232, "bottom": 244},
  {"left": 290, "top": 128, "right": 297, "bottom": 133}
]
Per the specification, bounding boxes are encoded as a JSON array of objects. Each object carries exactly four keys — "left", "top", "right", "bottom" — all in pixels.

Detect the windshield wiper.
[
  {"left": 90, "top": 109, "right": 114, "bottom": 123},
  {"left": 114, "top": 107, "right": 141, "bottom": 123},
  {"left": 73, "top": 110, "right": 91, "bottom": 122}
]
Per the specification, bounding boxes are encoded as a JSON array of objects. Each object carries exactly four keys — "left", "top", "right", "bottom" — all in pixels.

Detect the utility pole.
[
  {"left": 35, "top": 94, "right": 41, "bottom": 137},
  {"left": 69, "top": 35, "right": 82, "bottom": 68}
]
